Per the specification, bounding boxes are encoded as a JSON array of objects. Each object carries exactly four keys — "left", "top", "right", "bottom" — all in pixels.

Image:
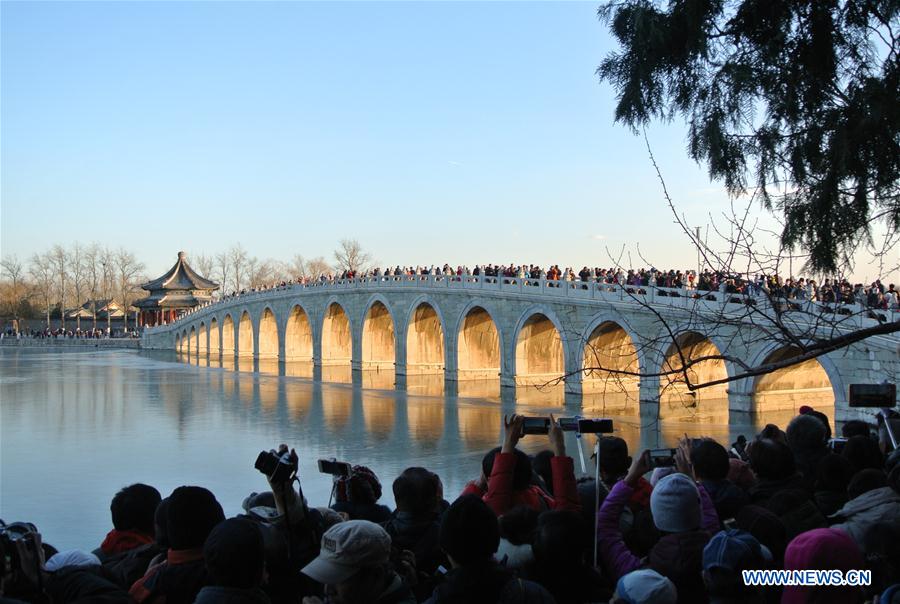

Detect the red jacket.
[{"left": 461, "top": 452, "right": 580, "bottom": 516}]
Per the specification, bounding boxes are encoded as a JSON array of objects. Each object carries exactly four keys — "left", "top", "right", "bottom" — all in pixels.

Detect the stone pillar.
[
  {"left": 312, "top": 311, "right": 323, "bottom": 367},
  {"left": 728, "top": 391, "right": 754, "bottom": 426},
  {"left": 728, "top": 391, "right": 754, "bottom": 413},
  {"left": 564, "top": 371, "right": 583, "bottom": 396},
  {"left": 443, "top": 336, "right": 458, "bottom": 382},
  {"left": 395, "top": 323, "right": 408, "bottom": 377},
  {"left": 638, "top": 377, "right": 661, "bottom": 421}
]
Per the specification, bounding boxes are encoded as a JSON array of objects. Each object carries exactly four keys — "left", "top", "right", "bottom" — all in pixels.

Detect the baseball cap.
[
  {"left": 300, "top": 520, "right": 391, "bottom": 584},
  {"left": 703, "top": 528, "right": 772, "bottom": 572}
]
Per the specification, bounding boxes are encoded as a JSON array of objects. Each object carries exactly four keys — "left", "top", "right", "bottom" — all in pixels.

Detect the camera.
[
  {"left": 520, "top": 417, "right": 614, "bottom": 436},
  {"left": 255, "top": 449, "right": 296, "bottom": 483},
  {"left": 558, "top": 418, "right": 614, "bottom": 434},
  {"left": 0, "top": 521, "right": 43, "bottom": 596},
  {"left": 849, "top": 384, "right": 896, "bottom": 408},
  {"left": 649, "top": 448, "right": 676, "bottom": 468},
  {"left": 317, "top": 459, "right": 352, "bottom": 477},
  {"left": 829, "top": 438, "right": 848, "bottom": 454}
]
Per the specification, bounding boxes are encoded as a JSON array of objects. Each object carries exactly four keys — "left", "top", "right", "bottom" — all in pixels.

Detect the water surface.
[{"left": 1, "top": 348, "right": 799, "bottom": 550}]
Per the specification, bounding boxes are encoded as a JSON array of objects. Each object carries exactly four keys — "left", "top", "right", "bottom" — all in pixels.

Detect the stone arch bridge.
[{"left": 142, "top": 275, "right": 899, "bottom": 423}]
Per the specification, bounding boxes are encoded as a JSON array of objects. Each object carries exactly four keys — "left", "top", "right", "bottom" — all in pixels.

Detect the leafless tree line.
[
  {"left": 0, "top": 243, "right": 145, "bottom": 331},
  {"left": 189, "top": 239, "right": 372, "bottom": 296}
]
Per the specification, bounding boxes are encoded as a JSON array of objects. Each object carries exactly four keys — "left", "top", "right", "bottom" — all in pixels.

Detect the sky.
[{"left": 1, "top": 1, "right": 893, "bottom": 282}]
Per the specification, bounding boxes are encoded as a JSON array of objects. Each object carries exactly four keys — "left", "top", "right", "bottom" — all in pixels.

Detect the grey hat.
[
  {"left": 615, "top": 569, "right": 677, "bottom": 604},
  {"left": 650, "top": 473, "right": 701, "bottom": 533},
  {"left": 300, "top": 520, "right": 391, "bottom": 584}
]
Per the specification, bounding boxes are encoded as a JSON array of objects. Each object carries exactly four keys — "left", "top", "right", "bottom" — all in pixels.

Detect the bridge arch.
[
  {"left": 208, "top": 317, "right": 219, "bottom": 355},
  {"left": 362, "top": 296, "right": 396, "bottom": 370},
  {"left": 198, "top": 322, "right": 207, "bottom": 355},
  {"left": 747, "top": 343, "right": 840, "bottom": 417},
  {"left": 513, "top": 306, "right": 567, "bottom": 385},
  {"left": 455, "top": 303, "right": 501, "bottom": 379},
  {"left": 321, "top": 301, "right": 352, "bottom": 365},
  {"left": 238, "top": 310, "right": 254, "bottom": 357},
  {"left": 580, "top": 315, "right": 640, "bottom": 403},
  {"left": 188, "top": 326, "right": 196, "bottom": 356},
  {"left": 175, "top": 332, "right": 182, "bottom": 353},
  {"left": 258, "top": 307, "right": 279, "bottom": 359},
  {"left": 406, "top": 297, "right": 445, "bottom": 374},
  {"left": 222, "top": 314, "right": 235, "bottom": 357},
  {"left": 657, "top": 330, "right": 730, "bottom": 418},
  {"left": 285, "top": 304, "right": 314, "bottom": 361}
]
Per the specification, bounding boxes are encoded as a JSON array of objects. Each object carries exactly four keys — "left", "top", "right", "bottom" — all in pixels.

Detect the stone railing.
[{"left": 147, "top": 275, "right": 899, "bottom": 334}]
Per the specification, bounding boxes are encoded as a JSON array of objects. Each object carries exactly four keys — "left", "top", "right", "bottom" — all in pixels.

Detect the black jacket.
[
  {"left": 194, "top": 586, "right": 272, "bottom": 604},
  {"left": 424, "top": 562, "right": 555, "bottom": 604},
  {"left": 45, "top": 566, "right": 131, "bottom": 604},
  {"left": 382, "top": 512, "right": 445, "bottom": 574}
]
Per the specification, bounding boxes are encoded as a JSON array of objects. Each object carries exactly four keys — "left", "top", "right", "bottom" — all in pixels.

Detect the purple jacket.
[{"left": 596, "top": 479, "right": 719, "bottom": 580}]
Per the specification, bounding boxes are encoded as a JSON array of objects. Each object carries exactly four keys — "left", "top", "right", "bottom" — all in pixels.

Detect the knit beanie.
[
  {"left": 782, "top": 528, "right": 865, "bottom": 604},
  {"left": 650, "top": 473, "right": 701, "bottom": 533}
]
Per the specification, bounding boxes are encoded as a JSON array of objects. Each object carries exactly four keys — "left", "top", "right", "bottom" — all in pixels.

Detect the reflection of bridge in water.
[{"left": 145, "top": 275, "right": 900, "bottom": 424}]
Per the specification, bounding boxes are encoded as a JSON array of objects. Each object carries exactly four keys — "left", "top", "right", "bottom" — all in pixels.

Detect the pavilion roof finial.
[{"left": 178, "top": 251, "right": 186, "bottom": 260}]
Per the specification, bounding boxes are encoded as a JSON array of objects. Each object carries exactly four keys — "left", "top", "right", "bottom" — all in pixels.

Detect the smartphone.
[
  {"left": 317, "top": 459, "right": 352, "bottom": 477},
  {"left": 649, "top": 448, "right": 676, "bottom": 467},
  {"left": 521, "top": 417, "right": 550, "bottom": 436}
]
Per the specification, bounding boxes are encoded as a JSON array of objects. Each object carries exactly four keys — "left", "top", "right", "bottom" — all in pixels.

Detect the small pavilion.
[{"left": 135, "top": 251, "right": 219, "bottom": 327}]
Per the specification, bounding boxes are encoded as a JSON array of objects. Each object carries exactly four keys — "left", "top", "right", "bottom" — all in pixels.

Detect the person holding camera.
[
  {"left": 330, "top": 466, "right": 392, "bottom": 524},
  {"left": 596, "top": 439, "right": 720, "bottom": 603},
  {"left": 253, "top": 445, "right": 327, "bottom": 602},
  {"left": 461, "top": 414, "right": 579, "bottom": 516}
]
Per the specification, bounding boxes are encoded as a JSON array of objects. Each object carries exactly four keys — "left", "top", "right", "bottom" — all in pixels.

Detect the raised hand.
[
  {"left": 502, "top": 414, "right": 525, "bottom": 453},
  {"left": 548, "top": 413, "right": 566, "bottom": 456},
  {"left": 624, "top": 449, "right": 652, "bottom": 487}
]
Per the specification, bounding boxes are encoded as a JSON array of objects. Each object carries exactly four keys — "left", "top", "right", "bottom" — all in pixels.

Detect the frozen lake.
[{"left": 0, "top": 348, "right": 795, "bottom": 550}]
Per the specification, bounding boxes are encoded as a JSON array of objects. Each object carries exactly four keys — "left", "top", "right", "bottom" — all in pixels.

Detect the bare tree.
[
  {"left": 29, "top": 253, "right": 54, "bottom": 328},
  {"left": 69, "top": 243, "right": 87, "bottom": 330},
  {"left": 552, "top": 139, "right": 900, "bottom": 415},
  {"left": 115, "top": 249, "right": 145, "bottom": 332},
  {"left": 100, "top": 247, "right": 116, "bottom": 333},
  {"left": 248, "top": 258, "right": 281, "bottom": 288},
  {"left": 192, "top": 252, "right": 215, "bottom": 281},
  {"left": 306, "top": 256, "right": 331, "bottom": 280},
  {"left": 0, "top": 255, "right": 25, "bottom": 324},
  {"left": 48, "top": 245, "right": 69, "bottom": 331},
  {"left": 215, "top": 251, "right": 231, "bottom": 298},
  {"left": 333, "top": 239, "right": 371, "bottom": 274},
  {"left": 287, "top": 254, "right": 307, "bottom": 280},
  {"left": 229, "top": 244, "right": 249, "bottom": 293},
  {"left": 83, "top": 243, "right": 102, "bottom": 329}
]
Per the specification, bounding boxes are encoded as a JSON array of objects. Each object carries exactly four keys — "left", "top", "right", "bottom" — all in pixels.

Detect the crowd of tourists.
[
  {"left": 1, "top": 327, "right": 138, "bottom": 340},
  {"left": 2, "top": 406, "right": 899, "bottom": 603},
  {"left": 201, "top": 265, "right": 898, "bottom": 317}
]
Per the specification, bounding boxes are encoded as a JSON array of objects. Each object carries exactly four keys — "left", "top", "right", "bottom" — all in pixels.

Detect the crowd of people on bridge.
[
  {"left": 189, "top": 264, "right": 897, "bottom": 326},
  {"left": 3, "top": 406, "right": 899, "bottom": 603}
]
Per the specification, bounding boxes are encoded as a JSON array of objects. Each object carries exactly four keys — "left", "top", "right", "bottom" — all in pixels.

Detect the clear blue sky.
[{"left": 3, "top": 2, "right": 881, "bottom": 280}]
